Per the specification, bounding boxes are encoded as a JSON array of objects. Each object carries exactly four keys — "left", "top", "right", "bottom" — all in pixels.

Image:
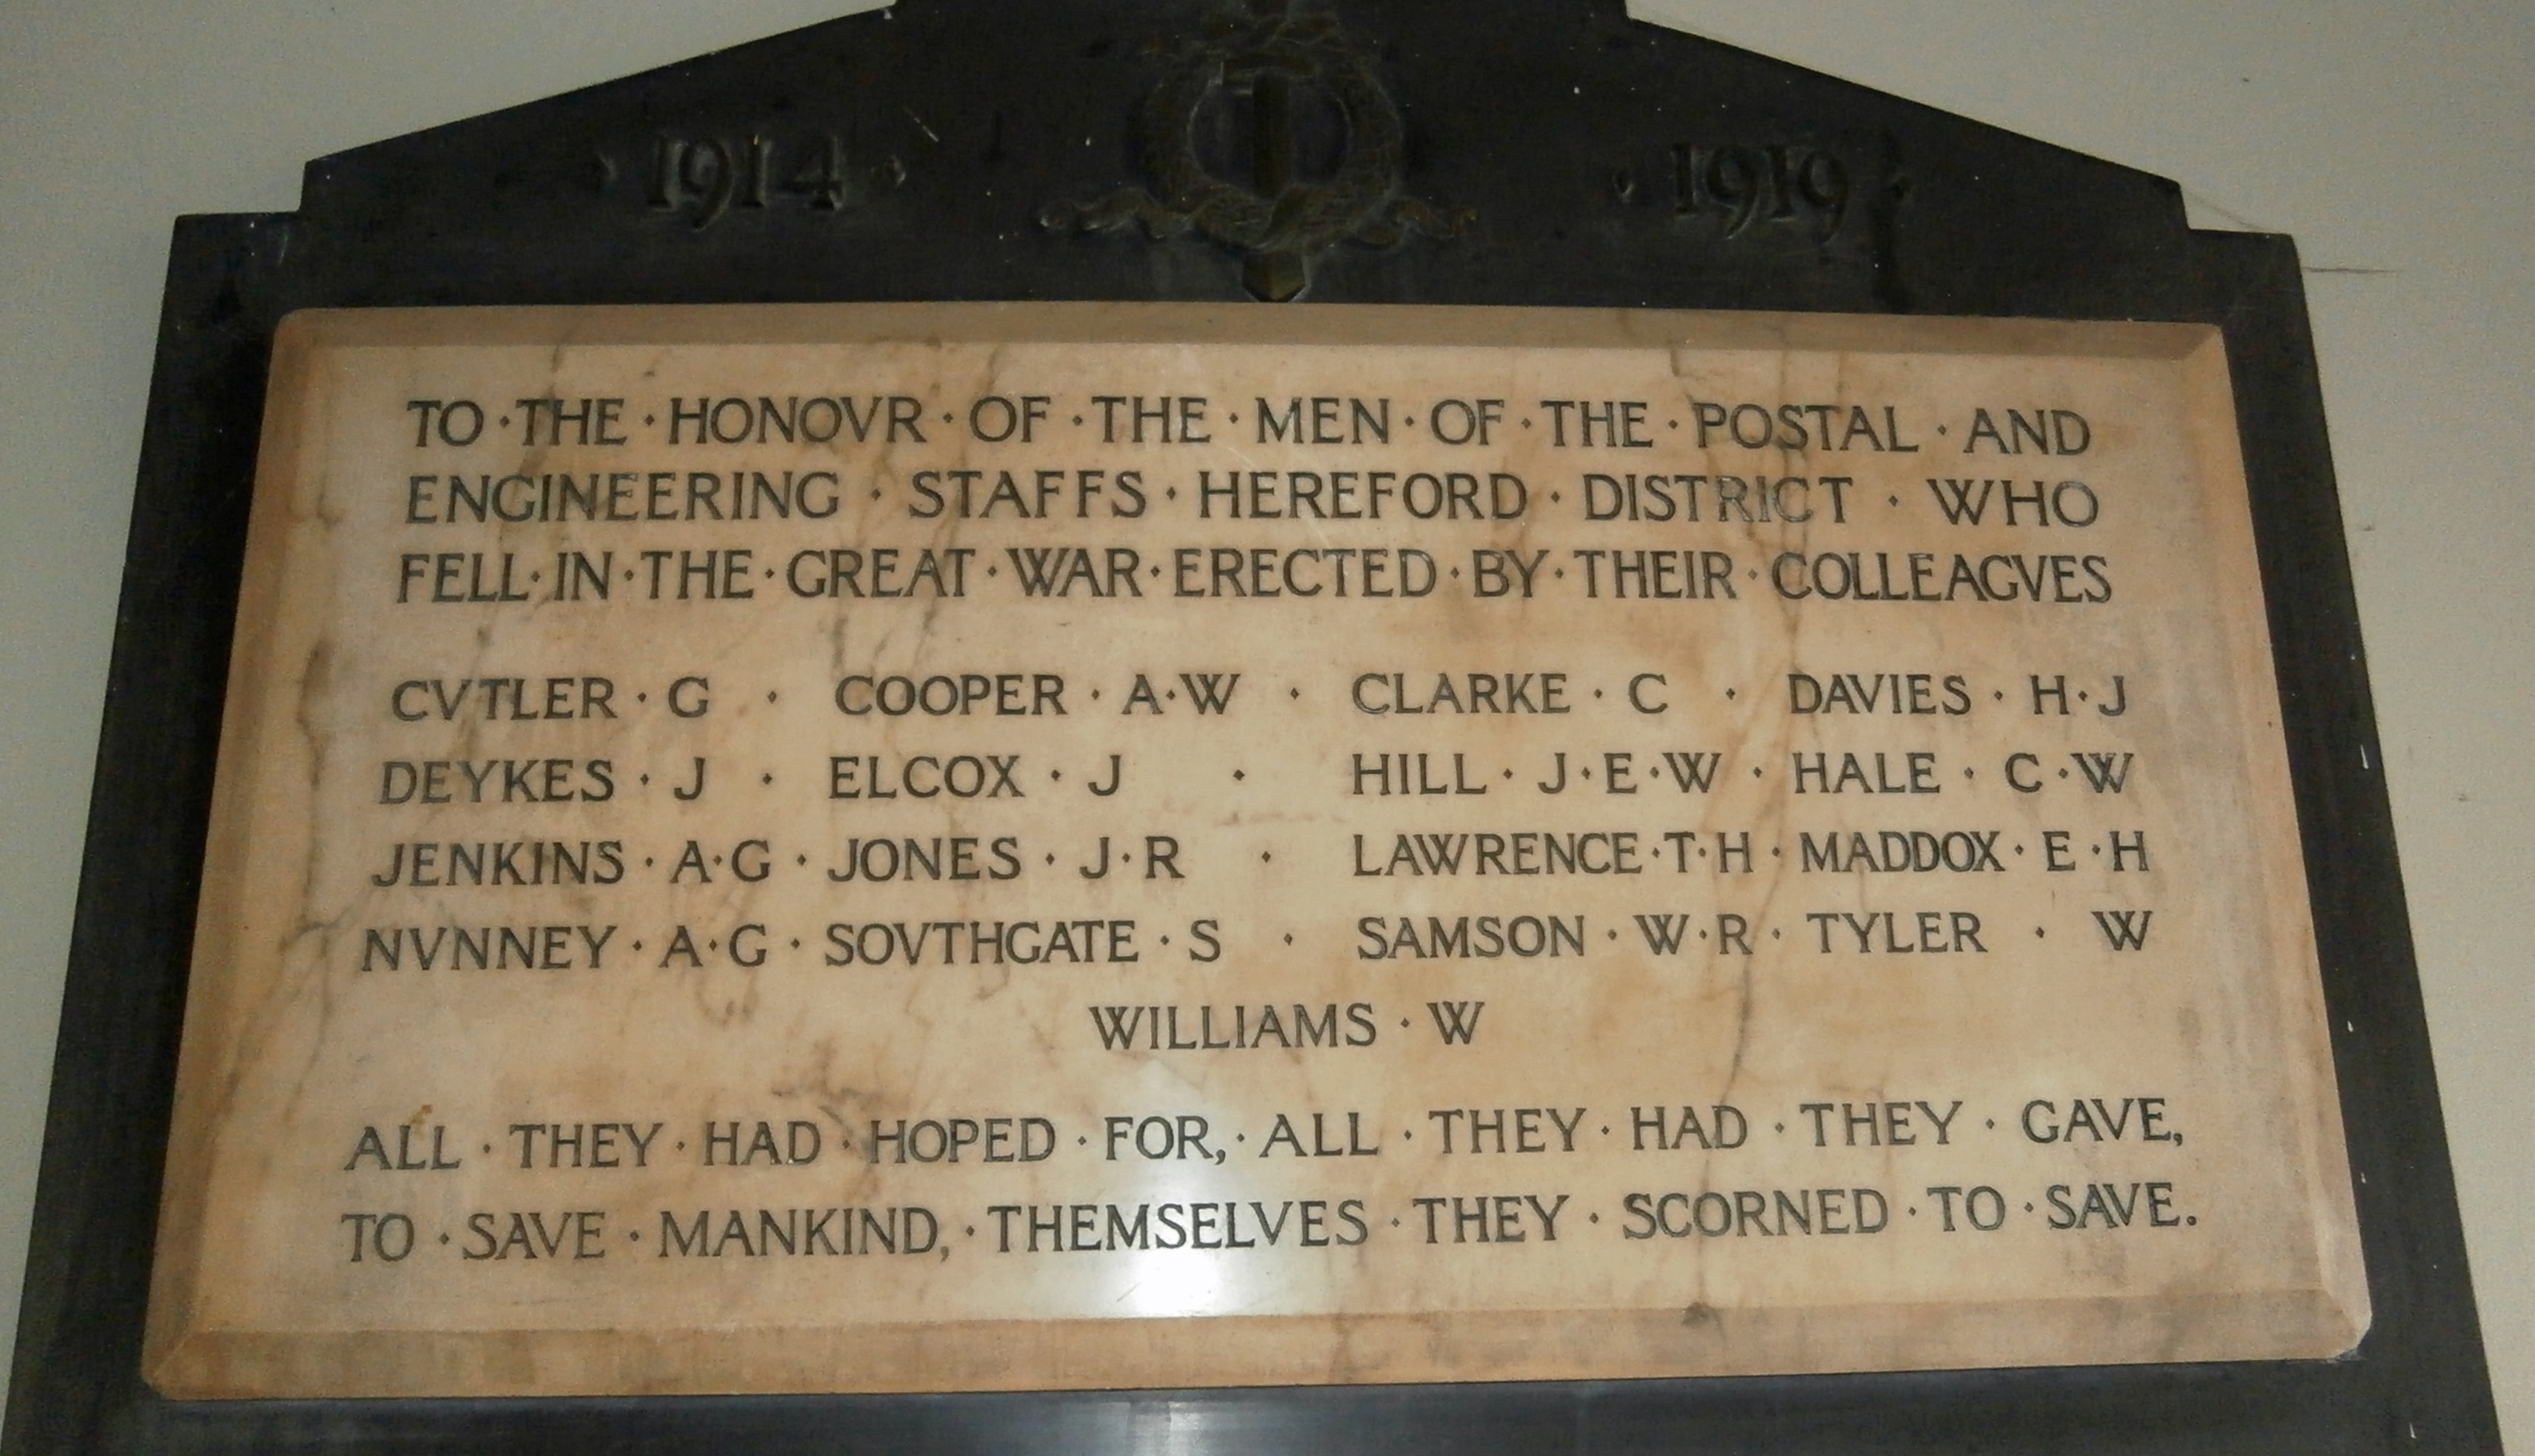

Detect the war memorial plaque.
[
  {"left": 10, "top": 0, "right": 2501, "bottom": 1450},
  {"left": 140, "top": 302, "right": 2365, "bottom": 1397}
]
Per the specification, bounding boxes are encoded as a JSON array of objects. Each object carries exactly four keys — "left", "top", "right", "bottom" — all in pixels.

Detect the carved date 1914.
[{"left": 636, "top": 133, "right": 906, "bottom": 230}]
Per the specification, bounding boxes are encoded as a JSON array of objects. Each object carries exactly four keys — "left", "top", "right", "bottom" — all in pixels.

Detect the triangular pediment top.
[{"left": 274, "top": 0, "right": 2198, "bottom": 314}]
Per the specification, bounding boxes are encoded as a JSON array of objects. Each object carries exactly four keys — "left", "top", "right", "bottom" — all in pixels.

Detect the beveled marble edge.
[
  {"left": 2172, "top": 332, "right": 2373, "bottom": 1337},
  {"left": 142, "top": 314, "right": 338, "bottom": 1380},
  {"left": 272, "top": 302, "right": 2217, "bottom": 361},
  {"left": 150, "top": 1288, "right": 2367, "bottom": 1400}
]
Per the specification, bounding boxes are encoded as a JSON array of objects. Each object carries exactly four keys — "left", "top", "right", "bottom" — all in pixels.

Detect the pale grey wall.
[{"left": 0, "top": 0, "right": 2524, "bottom": 1439}]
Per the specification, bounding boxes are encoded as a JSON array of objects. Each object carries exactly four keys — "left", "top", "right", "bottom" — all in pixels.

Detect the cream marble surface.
[{"left": 142, "top": 302, "right": 2361, "bottom": 1397}]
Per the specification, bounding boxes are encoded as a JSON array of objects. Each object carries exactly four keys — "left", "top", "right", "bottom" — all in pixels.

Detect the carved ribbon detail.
[{"left": 1043, "top": 5, "right": 1468, "bottom": 301}]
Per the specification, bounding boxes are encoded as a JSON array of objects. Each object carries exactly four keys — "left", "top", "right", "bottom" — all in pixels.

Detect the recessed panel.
[{"left": 144, "top": 303, "right": 2365, "bottom": 1397}]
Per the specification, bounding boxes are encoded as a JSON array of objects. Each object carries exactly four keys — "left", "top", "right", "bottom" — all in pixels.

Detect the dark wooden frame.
[{"left": 3, "top": 1, "right": 2498, "bottom": 1449}]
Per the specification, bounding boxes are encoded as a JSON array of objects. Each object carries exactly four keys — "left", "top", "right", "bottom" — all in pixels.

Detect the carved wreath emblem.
[{"left": 1043, "top": 6, "right": 1468, "bottom": 301}]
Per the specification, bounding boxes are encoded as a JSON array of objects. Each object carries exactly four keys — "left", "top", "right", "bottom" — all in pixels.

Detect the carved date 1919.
[{"left": 1672, "top": 143, "right": 1850, "bottom": 242}]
